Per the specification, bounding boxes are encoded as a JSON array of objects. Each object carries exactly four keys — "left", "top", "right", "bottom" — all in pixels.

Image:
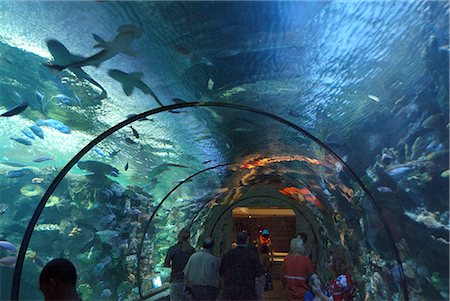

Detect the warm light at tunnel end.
[{"left": 240, "top": 154, "right": 326, "bottom": 169}]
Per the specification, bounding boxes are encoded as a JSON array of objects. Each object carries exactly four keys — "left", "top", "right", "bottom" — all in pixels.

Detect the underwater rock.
[
  {"left": 34, "top": 223, "right": 60, "bottom": 231},
  {"left": 44, "top": 195, "right": 61, "bottom": 207},
  {"left": 404, "top": 207, "right": 450, "bottom": 230},
  {"left": 110, "top": 182, "right": 125, "bottom": 197},
  {"left": 77, "top": 247, "right": 97, "bottom": 264},
  {"left": 96, "top": 230, "right": 119, "bottom": 245},
  {"left": 20, "top": 184, "right": 44, "bottom": 197},
  {"left": 98, "top": 214, "right": 117, "bottom": 230},
  {"left": 78, "top": 284, "right": 93, "bottom": 300},
  {"left": 101, "top": 288, "right": 112, "bottom": 298}
]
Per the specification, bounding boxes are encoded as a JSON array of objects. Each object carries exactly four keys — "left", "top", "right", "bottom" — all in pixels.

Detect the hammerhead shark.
[
  {"left": 46, "top": 39, "right": 107, "bottom": 99},
  {"left": 108, "top": 69, "right": 164, "bottom": 107},
  {"left": 45, "top": 24, "right": 142, "bottom": 73}
]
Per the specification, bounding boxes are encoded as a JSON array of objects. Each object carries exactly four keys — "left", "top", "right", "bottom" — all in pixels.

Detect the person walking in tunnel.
[
  {"left": 39, "top": 258, "right": 82, "bottom": 301},
  {"left": 219, "top": 231, "right": 265, "bottom": 301},
  {"left": 325, "top": 249, "right": 356, "bottom": 301},
  {"left": 281, "top": 238, "right": 314, "bottom": 301},
  {"left": 184, "top": 237, "right": 220, "bottom": 301},
  {"left": 165, "top": 228, "right": 196, "bottom": 301}
]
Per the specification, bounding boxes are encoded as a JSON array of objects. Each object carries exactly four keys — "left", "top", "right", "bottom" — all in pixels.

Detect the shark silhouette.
[
  {"left": 46, "top": 39, "right": 107, "bottom": 99},
  {"left": 108, "top": 69, "right": 163, "bottom": 107},
  {"left": 45, "top": 25, "right": 142, "bottom": 73}
]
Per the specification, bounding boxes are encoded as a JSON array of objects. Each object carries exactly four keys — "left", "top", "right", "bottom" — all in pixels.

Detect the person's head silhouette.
[{"left": 39, "top": 258, "right": 81, "bottom": 301}]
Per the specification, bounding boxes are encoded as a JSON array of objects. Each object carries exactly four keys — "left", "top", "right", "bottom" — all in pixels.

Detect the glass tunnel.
[{"left": 0, "top": 1, "right": 448, "bottom": 301}]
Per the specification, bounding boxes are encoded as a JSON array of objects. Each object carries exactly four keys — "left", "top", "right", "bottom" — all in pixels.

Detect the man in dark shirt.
[
  {"left": 219, "top": 231, "right": 265, "bottom": 300},
  {"left": 165, "top": 228, "right": 196, "bottom": 301}
]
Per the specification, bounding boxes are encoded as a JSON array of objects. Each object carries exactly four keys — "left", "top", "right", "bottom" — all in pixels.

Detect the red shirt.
[
  {"left": 326, "top": 273, "right": 356, "bottom": 301},
  {"left": 281, "top": 254, "right": 314, "bottom": 300}
]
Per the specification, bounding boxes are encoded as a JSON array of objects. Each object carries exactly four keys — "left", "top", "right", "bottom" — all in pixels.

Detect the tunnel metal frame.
[
  {"left": 135, "top": 162, "right": 237, "bottom": 299},
  {"left": 138, "top": 162, "right": 323, "bottom": 299},
  {"left": 11, "top": 101, "right": 409, "bottom": 301}
]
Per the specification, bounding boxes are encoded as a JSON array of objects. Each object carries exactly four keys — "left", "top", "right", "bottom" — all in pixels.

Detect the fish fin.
[
  {"left": 92, "top": 34, "right": 108, "bottom": 48},
  {"left": 92, "top": 33, "right": 107, "bottom": 43},
  {"left": 172, "top": 98, "right": 187, "bottom": 104},
  {"left": 123, "top": 48, "right": 137, "bottom": 57},
  {"left": 123, "top": 85, "right": 134, "bottom": 96},
  {"left": 91, "top": 61, "right": 102, "bottom": 67},
  {"left": 44, "top": 63, "right": 65, "bottom": 74}
]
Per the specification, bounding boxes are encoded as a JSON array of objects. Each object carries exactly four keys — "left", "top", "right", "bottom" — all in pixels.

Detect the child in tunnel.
[{"left": 325, "top": 248, "right": 356, "bottom": 301}]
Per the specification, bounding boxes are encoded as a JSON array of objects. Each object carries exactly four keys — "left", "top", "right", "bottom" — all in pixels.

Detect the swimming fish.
[
  {"left": 387, "top": 166, "right": 415, "bottom": 178},
  {"left": 0, "top": 241, "right": 17, "bottom": 252},
  {"left": 77, "top": 160, "right": 119, "bottom": 177},
  {"left": 32, "top": 177, "right": 45, "bottom": 184},
  {"left": 32, "top": 156, "right": 54, "bottom": 163},
  {"left": 108, "top": 149, "right": 121, "bottom": 157},
  {"left": 93, "top": 147, "right": 107, "bottom": 157},
  {"left": 52, "top": 94, "right": 75, "bottom": 106},
  {"left": 0, "top": 160, "right": 27, "bottom": 167},
  {"left": 29, "top": 125, "right": 44, "bottom": 139},
  {"left": 21, "top": 129, "right": 35, "bottom": 140},
  {"left": 126, "top": 113, "right": 151, "bottom": 122},
  {"left": 108, "top": 69, "right": 164, "bottom": 108},
  {"left": 1, "top": 103, "right": 28, "bottom": 117},
  {"left": 124, "top": 161, "right": 129, "bottom": 171},
  {"left": 46, "top": 39, "right": 107, "bottom": 98},
  {"left": 10, "top": 137, "right": 32, "bottom": 146},
  {"left": 36, "top": 119, "right": 71, "bottom": 134},
  {"left": 368, "top": 94, "right": 380, "bottom": 102},
  {"left": 45, "top": 25, "right": 143, "bottom": 73},
  {"left": 130, "top": 126, "right": 139, "bottom": 139},
  {"left": 125, "top": 138, "right": 136, "bottom": 144},
  {"left": 35, "top": 91, "right": 48, "bottom": 113},
  {"left": 30, "top": 254, "right": 44, "bottom": 268},
  {"left": 376, "top": 186, "right": 395, "bottom": 193},
  {"left": 0, "top": 256, "right": 17, "bottom": 268}
]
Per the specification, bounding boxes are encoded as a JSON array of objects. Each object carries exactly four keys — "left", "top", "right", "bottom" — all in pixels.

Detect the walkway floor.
[{"left": 264, "top": 279, "right": 285, "bottom": 300}]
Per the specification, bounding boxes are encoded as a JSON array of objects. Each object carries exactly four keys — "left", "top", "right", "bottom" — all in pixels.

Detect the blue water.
[{"left": 0, "top": 1, "right": 448, "bottom": 300}]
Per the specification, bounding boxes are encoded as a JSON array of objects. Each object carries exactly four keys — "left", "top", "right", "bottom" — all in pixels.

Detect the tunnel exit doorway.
[
  {"left": 231, "top": 207, "right": 296, "bottom": 299},
  {"left": 231, "top": 207, "right": 296, "bottom": 265}
]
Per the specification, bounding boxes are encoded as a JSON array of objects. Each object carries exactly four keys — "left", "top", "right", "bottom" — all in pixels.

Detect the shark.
[
  {"left": 45, "top": 24, "right": 142, "bottom": 73},
  {"left": 108, "top": 69, "right": 164, "bottom": 107},
  {"left": 46, "top": 39, "right": 107, "bottom": 99}
]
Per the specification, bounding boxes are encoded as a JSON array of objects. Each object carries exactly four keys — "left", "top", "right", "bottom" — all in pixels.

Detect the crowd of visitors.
[{"left": 39, "top": 228, "right": 356, "bottom": 301}]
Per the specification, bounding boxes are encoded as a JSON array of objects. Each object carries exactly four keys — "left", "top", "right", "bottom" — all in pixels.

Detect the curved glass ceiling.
[{"left": 0, "top": 1, "right": 448, "bottom": 301}]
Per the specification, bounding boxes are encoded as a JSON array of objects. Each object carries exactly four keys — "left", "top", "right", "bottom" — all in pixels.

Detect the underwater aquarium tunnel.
[{"left": 0, "top": 1, "right": 448, "bottom": 301}]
